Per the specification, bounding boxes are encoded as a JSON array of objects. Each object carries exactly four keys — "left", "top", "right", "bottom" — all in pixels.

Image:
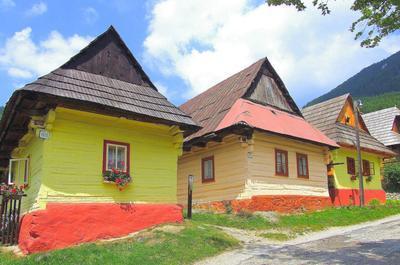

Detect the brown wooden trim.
[
  {"left": 339, "top": 142, "right": 395, "bottom": 158},
  {"left": 347, "top": 157, "right": 355, "bottom": 175},
  {"left": 296, "top": 153, "right": 309, "bottom": 179},
  {"left": 201, "top": 156, "right": 215, "bottom": 183},
  {"left": 275, "top": 149, "right": 289, "bottom": 177},
  {"left": 362, "top": 159, "right": 371, "bottom": 176},
  {"left": 103, "top": 140, "right": 130, "bottom": 174}
]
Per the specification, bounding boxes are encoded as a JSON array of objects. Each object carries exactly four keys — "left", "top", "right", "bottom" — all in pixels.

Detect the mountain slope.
[{"left": 307, "top": 50, "right": 400, "bottom": 107}]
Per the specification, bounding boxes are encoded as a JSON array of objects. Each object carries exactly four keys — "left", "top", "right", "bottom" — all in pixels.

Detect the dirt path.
[{"left": 196, "top": 214, "right": 400, "bottom": 265}]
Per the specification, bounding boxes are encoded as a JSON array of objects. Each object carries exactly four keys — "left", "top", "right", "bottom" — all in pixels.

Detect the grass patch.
[
  {"left": 0, "top": 222, "right": 239, "bottom": 265},
  {"left": 278, "top": 200, "right": 400, "bottom": 234},
  {"left": 259, "top": 232, "right": 291, "bottom": 241},
  {"left": 191, "top": 200, "right": 400, "bottom": 235},
  {"left": 191, "top": 212, "right": 272, "bottom": 230}
]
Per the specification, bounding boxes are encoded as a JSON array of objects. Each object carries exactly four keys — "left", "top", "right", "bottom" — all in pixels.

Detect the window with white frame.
[
  {"left": 103, "top": 140, "right": 130, "bottom": 173},
  {"left": 8, "top": 158, "right": 29, "bottom": 185}
]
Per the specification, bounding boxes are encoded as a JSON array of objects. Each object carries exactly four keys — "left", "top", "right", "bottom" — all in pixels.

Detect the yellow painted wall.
[
  {"left": 177, "top": 135, "right": 248, "bottom": 205},
  {"left": 331, "top": 147, "right": 383, "bottom": 190},
  {"left": 244, "top": 132, "right": 330, "bottom": 197},
  {"left": 12, "top": 107, "right": 183, "bottom": 213},
  {"left": 12, "top": 136, "right": 46, "bottom": 213},
  {"left": 177, "top": 131, "right": 331, "bottom": 206}
]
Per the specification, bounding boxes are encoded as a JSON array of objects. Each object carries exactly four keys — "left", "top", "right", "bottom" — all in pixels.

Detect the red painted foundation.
[
  {"left": 194, "top": 195, "right": 333, "bottom": 213},
  {"left": 18, "top": 203, "right": 183, "bottom": 254},
  {"left": 331, "top": 189, "right": 386, "bottom": 206}
]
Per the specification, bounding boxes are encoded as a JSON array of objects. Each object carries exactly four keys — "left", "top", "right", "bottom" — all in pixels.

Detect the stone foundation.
[
  {"left": 19, "top": 203, "right": 183, "bottom": 254},
  {"left": 194, "top": 195, "right": 333, "bottom": 213}
]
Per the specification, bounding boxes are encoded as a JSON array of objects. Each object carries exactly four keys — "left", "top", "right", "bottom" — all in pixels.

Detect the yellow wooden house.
[
  {"left": 303, "top": 94, "right": 395, "bottom": 206},
  {"left": 0, "top": 26, "right": 197, "bottom": 253},
  {"left": 178, "top": 58, "right": 338, "bottom": 213}
]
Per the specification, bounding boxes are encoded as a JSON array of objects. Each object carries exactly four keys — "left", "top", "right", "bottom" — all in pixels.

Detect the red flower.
[
  {"left": 20, "top": 185, "right": 24, "bottom": 190},
  {"left": 115, "top": 178, "right": 122, "bottom": 184},
  {"left": 11, "top": 188, "right": 17, "bottom": 194}
]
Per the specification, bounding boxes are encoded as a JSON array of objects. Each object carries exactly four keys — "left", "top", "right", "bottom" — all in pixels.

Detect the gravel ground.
[{"left": 197, "top": 215, "right": 400, "bottom": 265}]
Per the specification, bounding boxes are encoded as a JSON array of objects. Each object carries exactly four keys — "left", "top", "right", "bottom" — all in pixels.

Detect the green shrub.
[
  {"left": 383, "top": 162, "right": 400, "bottom": 192},
  {"left": 368, "top": 199, "right": 381, "bottom": 208}
]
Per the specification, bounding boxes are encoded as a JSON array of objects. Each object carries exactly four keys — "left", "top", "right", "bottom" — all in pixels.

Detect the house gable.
[
  {"left": 336, "top": 97, "right": 369, "bottom": 132},
  {"left": 392, "top": 115, "right": 400, "bottom": 133},
  {"left": 243, "top": 60, "right": 301, "bottom": 115},
  {"left": 181, "top": 57, "right": 303, "bottom": 144},
  {"left": 246, "top": 72, "right": 294, "bottom": 113},
  {"left": 62, "top": 26, "right": 155, "bottom": 88}
]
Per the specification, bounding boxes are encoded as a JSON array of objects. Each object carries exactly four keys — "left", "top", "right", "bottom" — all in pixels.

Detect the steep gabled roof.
[
  {"left": 22, "top": 68, "right": 195, "bottom": 125},
  {"left": 0, "top": 26, "right": 198, "bottom": 166},
  {"left": 363, "top": 107, "right": 400, "bottom": 147},
  {"left": 303, "top": 94, "right": 395, "bottom": 156},
  {"left": 4, "top": 26, "right": 196, "bottom": 128},
  {"left": 62, "top": 25, "right": 155, "bottom": 88},
  {"left": 180, "top": 57, "right": 302, "bottom": 142},
  {"left": 301, "top": 93, "right": 350, "bottom": 132}
]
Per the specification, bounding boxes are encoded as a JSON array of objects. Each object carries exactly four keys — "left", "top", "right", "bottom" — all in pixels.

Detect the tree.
[{"left": 268, "top": 0, "right": 400, "bottom": 48}]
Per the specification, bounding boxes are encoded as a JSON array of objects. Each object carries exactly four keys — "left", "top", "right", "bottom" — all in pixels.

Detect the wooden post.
[
  {"left": 187, "top": 175, "right": 194, "bottom": 219},
  {"left": 354, "top": 100, "right": 365, "bottom": 207}
]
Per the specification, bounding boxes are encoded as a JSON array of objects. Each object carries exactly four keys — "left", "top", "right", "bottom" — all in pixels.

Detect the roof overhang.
[
  {"left": 339, "top": 142, "right": 397, "bottom": 158},
  {"left": 0, "top": 90, "right": 200, "bottom": 166}
]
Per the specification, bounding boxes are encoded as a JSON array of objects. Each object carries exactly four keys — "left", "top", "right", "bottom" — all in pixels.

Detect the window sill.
[
  {"left": 275, "top": 174, "right": 289, "bottom": 178},
  {"left": 202, "top": 179, "right": 215, "bottom": 184},
  {"left": 298, "top": 176, "right": 309, "bottom": 179},
  {"left": 103, "top": 180, "right": 131, "bottom": 185}
]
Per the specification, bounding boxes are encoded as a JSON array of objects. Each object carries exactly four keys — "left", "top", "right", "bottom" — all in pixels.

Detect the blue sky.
[{"left": 0, "top": 0, "right": 399, "bottom": 108}]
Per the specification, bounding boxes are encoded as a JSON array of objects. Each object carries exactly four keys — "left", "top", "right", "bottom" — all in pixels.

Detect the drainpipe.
[{"left": 354, "top": 100, "right": 365, "bottom": 207}]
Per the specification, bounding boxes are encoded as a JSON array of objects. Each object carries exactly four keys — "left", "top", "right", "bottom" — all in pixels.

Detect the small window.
[
  {"left": 103, "top": 140, "right": 130, "bottom": 173},
  {"left": 362, "top": 160, "right": 371, "bottom": 176},
  {"left": 347, "top": 157, "right": 355, "bottom": 175},
  {"left": 296, "top": 153, "right": 309, "bottom": 178},
  {"left": 8, "top": 158, "right": 29, "bottom": 185},
  {"left": 202, "top": 156, "right": 215, "bottom": 183},
  {"left": 275, "top": 149, "right": 288, "bottom": 176}
]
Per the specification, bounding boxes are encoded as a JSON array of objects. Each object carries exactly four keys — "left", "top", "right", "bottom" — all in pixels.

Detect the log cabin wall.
[
  {"left": 243, "top": 131, "right": 330, "bottom": 198},
  {"left": 9, "top": 106, "right": 184, "bottom": 213},
  {"left": 177, "top": 135, "right": 248, "bottom": 205},
  {"left": 177, "top": 131, "right": 331, "bottom": 206}
]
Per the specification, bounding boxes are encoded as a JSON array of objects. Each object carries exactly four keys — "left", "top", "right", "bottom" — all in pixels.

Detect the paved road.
[{"left": 198, "top": 215, "right": 400, "bottom": 265}]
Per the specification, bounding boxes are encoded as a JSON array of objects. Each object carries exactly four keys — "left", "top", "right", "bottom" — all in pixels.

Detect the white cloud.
[
  {"left": 7, "top": 67, "right": 33, "bottom": 78},
  {"left": 144, "top": 0, "right": 400, "bottom": 105},
  {"left": 0, "top": 27, "right": 92, "bottom": 80},
  {"left": 83, "top": 7, "right": 99, "bottom": 24},
  {"left": 0, "top": 0, "right": 15, "bottom": 9},
  {"left": 25, "top": 2, "right": 47, "bottom": 16}
]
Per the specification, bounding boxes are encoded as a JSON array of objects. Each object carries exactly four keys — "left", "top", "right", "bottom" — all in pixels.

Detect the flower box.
[
  {"left": 0, "top": 183, "right": 26, "bottom": 196},
  {"left": 350, "top": 175, "right": 357, "bottom": 181},
  {"left": 103, "top": 169, "right": 132, "bottom": 191}
]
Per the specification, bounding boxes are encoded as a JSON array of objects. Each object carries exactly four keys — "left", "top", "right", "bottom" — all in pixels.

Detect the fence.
[{"left": 0, "top": 193, "right": 24, "bottom": 245}]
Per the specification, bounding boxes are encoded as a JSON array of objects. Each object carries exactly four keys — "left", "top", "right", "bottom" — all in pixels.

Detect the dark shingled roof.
[
  {"left": 22, "top": 68, "right": 195, "bottom": 125},
  {"left": 180, "top": 57, "right": 302, "bottom": 142},
  {"left": 0, "top": 26, "right": 198, "bottom": 166},
  {"left": 2, "top": 26, "right": 197, "bottom": 128},
  {"left": 302, "top": 94, "right": 395, "bottom": 157},
  {"left": 363, "top": 107, "right": 400, "bottom": 147}
]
